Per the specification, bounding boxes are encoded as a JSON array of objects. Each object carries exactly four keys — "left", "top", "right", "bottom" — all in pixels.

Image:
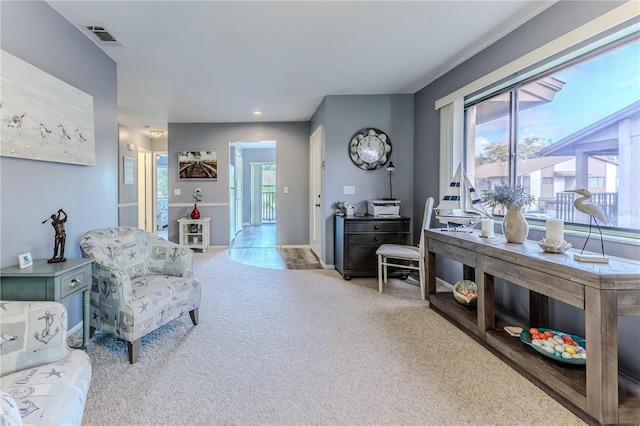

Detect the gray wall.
[
  {"left": 0, "top": 1, "right": 118, "bottom": 326},
  {"left": 167, "top": 122, "right": 309, "bottom": 246},
  {"left": 310, "top": 94, "right": 415, "bottom": 265},
  {"left": 413, "top": 0, "right": 638, "bottom": 376}
]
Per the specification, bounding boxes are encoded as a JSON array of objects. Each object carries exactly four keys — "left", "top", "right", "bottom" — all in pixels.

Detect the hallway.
[
  {"left": 228, "top": 224, "right": 322, "bottom": 270},
  {"left": 230, "top": 223, "right": 276, "bottom": 248}
]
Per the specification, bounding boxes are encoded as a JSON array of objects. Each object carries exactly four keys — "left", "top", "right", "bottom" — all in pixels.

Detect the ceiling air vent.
[{"left": 84, "top": 25, "right": 120, "bottom": 44}]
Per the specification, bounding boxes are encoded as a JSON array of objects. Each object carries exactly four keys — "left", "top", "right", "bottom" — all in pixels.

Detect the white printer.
[{"left": 367, "top": 200, "right": 401, "bottom": 217}]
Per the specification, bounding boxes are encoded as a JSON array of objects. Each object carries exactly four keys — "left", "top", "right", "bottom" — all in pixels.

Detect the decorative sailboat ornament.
[{"left": 435, "top": 164, "right": 492, "bottom": 230}]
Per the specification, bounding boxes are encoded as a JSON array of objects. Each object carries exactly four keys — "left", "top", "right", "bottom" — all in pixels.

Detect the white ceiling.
[{"left": 47, "top": 1, "right": 554, "bottom": 138}]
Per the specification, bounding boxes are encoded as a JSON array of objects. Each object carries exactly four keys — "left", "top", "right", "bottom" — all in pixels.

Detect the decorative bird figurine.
[
  {"left": 58, "top": 123, "right": 71, "bottom": 143},
  {"left": 7, "top": 112, "right": 26, "bottom": 134},
  {"left": 565, "top": 188, "right": 607, "bottom": 257},
  {"left": 75, "top": 128, "right": 87, "bottom": 143}
]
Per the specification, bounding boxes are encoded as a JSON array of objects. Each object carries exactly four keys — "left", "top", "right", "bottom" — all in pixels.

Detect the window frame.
[
  {"left": 462, "top": 37, "right": 639, "bottom": 237},
  {"left": 435, "top": 4, "right": 639, "bottom": 239}
]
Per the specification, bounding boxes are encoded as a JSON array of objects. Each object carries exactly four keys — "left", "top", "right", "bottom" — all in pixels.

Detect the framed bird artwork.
[{"left": 0, "top": 49, "right": 96, "bottom": 166}]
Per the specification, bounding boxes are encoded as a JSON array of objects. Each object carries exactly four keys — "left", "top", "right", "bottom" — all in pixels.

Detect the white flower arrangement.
[
  {"left": 482, "top": 184, "right": 535, "bottom": 208},
  {"left": 193, "top": 188, "right": 202, "bottom": 202}
]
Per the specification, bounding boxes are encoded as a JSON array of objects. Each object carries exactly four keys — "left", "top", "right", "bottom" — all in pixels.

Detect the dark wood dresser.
[{"left": 334, "top": 214, "right": 411, "bottom": 279}]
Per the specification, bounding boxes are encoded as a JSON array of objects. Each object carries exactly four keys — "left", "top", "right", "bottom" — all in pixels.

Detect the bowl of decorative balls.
[
  {"left": 453, "top": 280, "right": 477, "bottom": 306},
  {"left": 520, "top": 327, "right": 586, "bottom": 365}
]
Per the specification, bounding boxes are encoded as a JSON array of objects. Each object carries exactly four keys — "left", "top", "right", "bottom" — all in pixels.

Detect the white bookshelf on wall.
[{"left": 177, "top": 217, "right": 211, "bottom": 252}]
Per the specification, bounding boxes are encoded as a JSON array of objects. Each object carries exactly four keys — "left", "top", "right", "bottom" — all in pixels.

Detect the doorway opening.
[
  {"left": 250, "top": 163, "right": 276, "bottom": 225},
  {"left": 155, "top": 152, "right": 168, "bottom": 239},
  {"left": 228, "top": 141, "right": 276, "bottom": 250}
]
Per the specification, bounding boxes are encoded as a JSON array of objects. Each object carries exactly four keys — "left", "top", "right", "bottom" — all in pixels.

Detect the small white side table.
[{"left": 177, "top": 217, "right": 211, "bottom": 252}]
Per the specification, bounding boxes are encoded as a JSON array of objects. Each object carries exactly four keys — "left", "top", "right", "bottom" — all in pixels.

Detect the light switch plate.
[
  {"left": 174, "top": 189, "right": 181, "bottom": 195},
  {"left": 283, "top": 187, "right": 289, "bottom": 193}
]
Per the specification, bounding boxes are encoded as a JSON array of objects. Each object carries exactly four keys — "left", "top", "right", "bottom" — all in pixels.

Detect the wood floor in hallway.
[
  {"left": 228, "top": 224, "right": 322, "bottom": 270},
  {"left": 230, "top": 223, "right": 276, "bottom": 248}
]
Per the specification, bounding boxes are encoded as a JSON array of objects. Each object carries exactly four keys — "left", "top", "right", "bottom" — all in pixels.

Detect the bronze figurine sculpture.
[{"left": 43, "top": 209, "right": 67, "bottom": 263}]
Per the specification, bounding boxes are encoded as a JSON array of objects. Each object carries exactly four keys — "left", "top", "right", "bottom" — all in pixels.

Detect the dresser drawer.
[
  {"left": 346, "top": 221, "right": 408, "bottom": 233},
  {"left": 348, "top": 233, "right": 408, "bottom": 245},
  {"left": 59, "top": 267, "right": 90, "bottom": 299},
  {"left": 345, "top": 246, "right": 379, "bottom": 271}
]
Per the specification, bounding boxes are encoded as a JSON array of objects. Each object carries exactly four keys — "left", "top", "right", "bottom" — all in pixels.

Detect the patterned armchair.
[
  {"left": 79, "top": 227, "right": 200, "bottom": 363},
  {"left": 1, "top": 301, "right": 91, "bottom": 425}
]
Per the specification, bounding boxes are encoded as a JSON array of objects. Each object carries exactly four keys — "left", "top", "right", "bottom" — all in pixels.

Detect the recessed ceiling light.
[
  {"left": 253, "top": 111, "right": 262, "bottom": 115},
  {"left": 150, "top": 130, "right": 165, "bottom": 138}
]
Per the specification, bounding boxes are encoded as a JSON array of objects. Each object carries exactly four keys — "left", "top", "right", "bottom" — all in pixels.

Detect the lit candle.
[
  {"left": 481, "top": 218, "right": 494, "bottom": 237},
  {"left": 546, "top": 219, "right": 564, "bottom": 243}
]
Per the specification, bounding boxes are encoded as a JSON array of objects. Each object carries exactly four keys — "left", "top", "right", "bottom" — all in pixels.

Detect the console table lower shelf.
[{"left": 425, "top": 229, "right": 640, "bottom": 426}]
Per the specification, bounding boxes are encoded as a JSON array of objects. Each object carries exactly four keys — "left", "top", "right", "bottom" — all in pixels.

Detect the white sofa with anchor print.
[{"left": 1, "top": 301, "right": 91, "bottom": 425}]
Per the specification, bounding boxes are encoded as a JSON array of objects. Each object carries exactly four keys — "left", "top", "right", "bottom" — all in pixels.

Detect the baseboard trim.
[
  {"left": 436, "top": 277, "right": 454, "bottom": 290},
  {"left": 68, "top": 321, "right": 83, "bottom": 336}
]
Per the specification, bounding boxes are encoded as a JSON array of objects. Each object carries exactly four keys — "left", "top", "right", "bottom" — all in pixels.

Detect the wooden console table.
[
  {"left": 0, "top": 258, "right": 93, "bottom": 352},
  {"left": 424, "top": 229, "right": 640, "bottom": 425}
]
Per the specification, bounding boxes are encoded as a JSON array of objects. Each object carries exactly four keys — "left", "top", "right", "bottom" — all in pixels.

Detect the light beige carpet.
[{"left": 80, "top": 248, "right": 585, "bottom": 425}]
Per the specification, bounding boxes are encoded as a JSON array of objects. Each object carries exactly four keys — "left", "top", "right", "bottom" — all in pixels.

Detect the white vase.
[{"left": 502, "top": 204, "right": 529, "bottom": 243}]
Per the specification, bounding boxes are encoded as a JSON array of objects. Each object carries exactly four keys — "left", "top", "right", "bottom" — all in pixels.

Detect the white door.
[{"left": 309, "top": 127, "right": 322, "bottom": 259}]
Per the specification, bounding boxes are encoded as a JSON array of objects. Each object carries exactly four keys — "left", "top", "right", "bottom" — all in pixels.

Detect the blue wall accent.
[{"left": 0, "top": 1, "right": 118, "bottom": 326}]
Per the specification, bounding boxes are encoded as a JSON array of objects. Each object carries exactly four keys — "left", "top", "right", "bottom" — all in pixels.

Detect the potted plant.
[{"left": 482, "top": 184, "right": 535, "bottom": 243}]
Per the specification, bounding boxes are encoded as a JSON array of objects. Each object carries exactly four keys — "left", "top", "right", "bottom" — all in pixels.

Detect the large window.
[{"left": 465, "top": 38, "right": 640, "bottom": 234}]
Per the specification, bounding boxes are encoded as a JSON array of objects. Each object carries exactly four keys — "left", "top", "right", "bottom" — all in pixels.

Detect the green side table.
[{"left": 0, "top": 258, "right": 93, "bottom": 352}]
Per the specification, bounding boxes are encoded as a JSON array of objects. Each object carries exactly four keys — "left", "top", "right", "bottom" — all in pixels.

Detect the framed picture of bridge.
[{"left": 178, "top": 150, "right": 218, "bottom": 180}]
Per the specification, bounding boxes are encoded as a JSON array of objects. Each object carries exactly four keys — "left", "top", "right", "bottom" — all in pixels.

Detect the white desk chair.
[{"left": 376, "top": 197, "right": 434, "bottom": 300}]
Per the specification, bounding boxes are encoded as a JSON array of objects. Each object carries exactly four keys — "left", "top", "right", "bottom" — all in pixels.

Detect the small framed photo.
[
  {"left": 123, "top": 156, "right": 135, "bottom": 185},
  {"left": 18, "top": 252, "right": 33, "bottom": 269}
]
